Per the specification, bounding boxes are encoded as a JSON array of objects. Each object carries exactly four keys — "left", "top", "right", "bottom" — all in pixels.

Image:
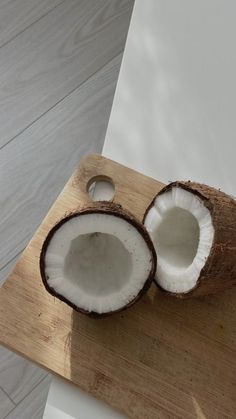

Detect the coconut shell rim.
[
  {"left": 40, "top": 202, "right": 156, "bottom": 317},
  {"left": 142, "top": 181, "right": 221, "bottom": 299}
]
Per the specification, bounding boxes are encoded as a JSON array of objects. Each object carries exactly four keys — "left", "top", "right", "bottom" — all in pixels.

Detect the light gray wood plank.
[
  {"left": 0, "top": 388, "right": 14, "bottom": 419},
  {"left": 0, "top": 0, "right": 63, "bottom": 48},
  {"left": 0, "top": 53, "right": 122, "bottom": 276},
  {"left": 0, "top": 254, "right": 20, "bottom": 286},
  {"left": 0, "top": 0, "right": 133, "bottom": 149},
  {"left": 4, "top": 375, "right": 51, "bottom": 419},
  {"left": 0, "top": 346, "right": 47, "bottom": 404}
]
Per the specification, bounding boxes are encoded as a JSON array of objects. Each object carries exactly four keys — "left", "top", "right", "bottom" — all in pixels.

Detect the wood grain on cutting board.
[{"left": 0, "top": 154, "right": 235, "bottom": 419}]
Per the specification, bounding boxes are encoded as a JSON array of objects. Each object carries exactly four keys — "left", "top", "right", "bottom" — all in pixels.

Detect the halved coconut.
[
  {"left": 144, "top": 182, "right": 236, "bottom": 297},
  {"left": 40, "top": 203, "right": 156, "bottom": 317}
]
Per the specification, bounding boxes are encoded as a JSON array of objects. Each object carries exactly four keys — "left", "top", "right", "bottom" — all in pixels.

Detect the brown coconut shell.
[
  {"left": 40, "top": 202, "right": 156, "bottom": 317},
  {"left": 143, "top": 181, "right": 236, "bottom": 298}
]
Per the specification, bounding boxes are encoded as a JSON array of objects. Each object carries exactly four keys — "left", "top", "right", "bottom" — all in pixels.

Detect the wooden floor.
[{"left": 0, "top": 0, "right": 133, "bottom": 417}]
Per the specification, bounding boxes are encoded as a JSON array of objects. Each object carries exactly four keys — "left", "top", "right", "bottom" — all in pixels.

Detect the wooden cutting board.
[{"left": 0, "top": 154, "right": 235, "bottom": 419}]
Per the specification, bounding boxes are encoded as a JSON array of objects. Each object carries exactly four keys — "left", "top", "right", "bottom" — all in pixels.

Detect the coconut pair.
[{"left": 40, "top": 182, "right": 236, "bottom": 317}]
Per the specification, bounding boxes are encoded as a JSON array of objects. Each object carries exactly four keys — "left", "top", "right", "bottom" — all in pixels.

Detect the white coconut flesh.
[
  {"left": 144, "top": 187, "right": 215, "bottom": 293},
  {"left": 44, "top": 213, "right": 153, "bottom": 314}
]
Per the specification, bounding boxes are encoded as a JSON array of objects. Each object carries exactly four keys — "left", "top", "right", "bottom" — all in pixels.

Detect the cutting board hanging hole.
[{"left": 86, "top": 175, "right": 115, "bottom": 202}]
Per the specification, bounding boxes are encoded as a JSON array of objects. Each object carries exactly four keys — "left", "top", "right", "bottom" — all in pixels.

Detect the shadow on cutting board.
[{"left": 69, "top": 283, "right": 236, "bottom": 419}]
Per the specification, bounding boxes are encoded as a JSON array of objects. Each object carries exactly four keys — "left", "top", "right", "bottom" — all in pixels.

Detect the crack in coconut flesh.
[
  {"left": 145, "top": 185, "right": 215, "bottom": 294},
  {"left": 40, "top": 206, "right": 156, "bottom": 316}
]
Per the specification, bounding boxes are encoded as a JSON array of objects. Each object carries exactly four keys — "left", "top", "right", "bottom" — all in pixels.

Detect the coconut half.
[
  {"left": 144, "top": 182, "right": 236, "bottom": 297},
  {"left": 40, "top": 204, "right": 156, "bottom": 316}
]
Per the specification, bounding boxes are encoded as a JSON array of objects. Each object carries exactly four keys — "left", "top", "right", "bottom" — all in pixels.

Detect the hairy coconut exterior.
[
  {"left": 143, "top": 182, "right": 236, "bottom": 298},
  {"left": 40, "top": 202, "right": 156, "bottom": 317}
]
